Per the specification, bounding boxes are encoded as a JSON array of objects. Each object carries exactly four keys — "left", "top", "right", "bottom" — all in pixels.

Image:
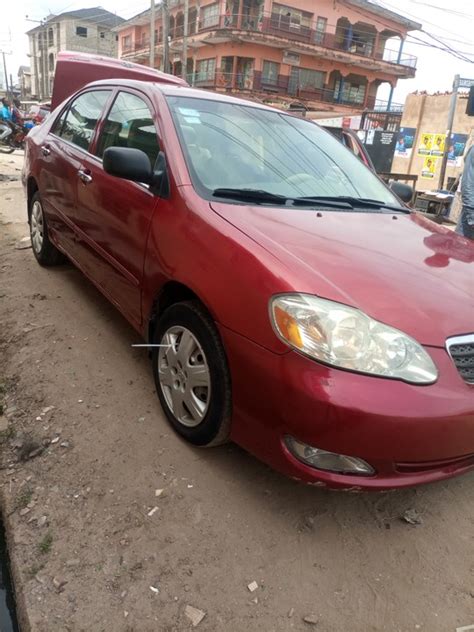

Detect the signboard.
[
  {"left": 362, "top": 130, "right": 397, "bottom": 173},
  {"left": 459, "top": 77, "right": 474, "bottom": 89},
  {"left": 418, "top": 133, "right": 434, "bottom": 155},
  {"left": 432, "top": 134, "right": 446, "bottom": 156},
  {"left": 421, "top": 156, "right": 437, "bottom": 179},
  {"left": 447, "top": 133, "right": 469, "bottom": 166},
  {"left": 394, "top": 127, "right": 416, "bottom": 158},
  {"left": 283, "top": 51, "right": 300, "bottom": 66}
]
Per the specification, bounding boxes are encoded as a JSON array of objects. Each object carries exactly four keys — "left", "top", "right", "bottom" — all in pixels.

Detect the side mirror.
[
  {"left": 103, "top": 147, "right": 153, "bottom": 184},
  {"left": 103, "top": 147, "right": 170, "bottom": 198},
  {"left": 389, "top": 180, "right": 413, "bottom": 204}
]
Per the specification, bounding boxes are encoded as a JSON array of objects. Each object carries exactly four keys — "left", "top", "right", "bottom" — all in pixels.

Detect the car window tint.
[
  {"left": 57, "top": 90, "right": 110, "bottom": 151},
  {"left": 50, "top": 107, "right": 68, "bottom": 136},
  {"left": 96, "top": 92, "right": 159, "bottom": 168}
]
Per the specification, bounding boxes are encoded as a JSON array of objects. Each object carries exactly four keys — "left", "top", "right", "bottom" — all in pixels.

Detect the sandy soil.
[{"left": 0, "top": 152, "right": 473, "bottom": 632}]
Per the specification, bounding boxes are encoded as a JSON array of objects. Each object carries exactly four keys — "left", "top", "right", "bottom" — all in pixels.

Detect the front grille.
[{"left": 446, "top": 334, "right": 474, "bottom": 384}]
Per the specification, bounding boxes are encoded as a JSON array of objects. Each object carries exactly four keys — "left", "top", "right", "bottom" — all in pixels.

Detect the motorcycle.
[{"left": 0, "top": 120, "right": 35, "bottom": 153}]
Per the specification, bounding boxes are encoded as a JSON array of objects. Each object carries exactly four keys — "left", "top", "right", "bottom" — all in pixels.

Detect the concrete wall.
[{"left": 391, "top": 92, "right": 474, "bottom": 191}]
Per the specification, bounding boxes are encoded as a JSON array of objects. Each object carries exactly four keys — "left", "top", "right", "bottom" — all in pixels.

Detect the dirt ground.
[{"left": 0, "top": 151, "right": 473, "bottom": 632}]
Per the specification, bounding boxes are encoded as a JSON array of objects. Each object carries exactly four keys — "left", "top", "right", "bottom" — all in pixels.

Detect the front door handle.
[
  {"left": 41, "top": 145, "right": 50, "bottom": 156},
  {"left": 78, "top": 169, "right": 93, "bottom": 184}
]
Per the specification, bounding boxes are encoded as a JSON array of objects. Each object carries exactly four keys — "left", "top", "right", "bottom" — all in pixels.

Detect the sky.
[{"left": 1, "top": 0, "right": 473, "bottom": 103}]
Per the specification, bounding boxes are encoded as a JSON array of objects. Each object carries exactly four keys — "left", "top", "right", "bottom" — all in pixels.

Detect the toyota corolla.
[{"left": 23, "top": 53, "right": 474, "bottom": 490}]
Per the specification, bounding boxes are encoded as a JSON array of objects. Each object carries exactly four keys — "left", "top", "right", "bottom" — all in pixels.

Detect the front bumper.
[{"left": 220, "top": 325, "right": 474, "bottom": 490}]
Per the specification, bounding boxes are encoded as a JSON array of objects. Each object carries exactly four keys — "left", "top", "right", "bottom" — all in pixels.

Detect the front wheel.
[{"left": 152, "top": 301, "right": 232, "bottom": 447}]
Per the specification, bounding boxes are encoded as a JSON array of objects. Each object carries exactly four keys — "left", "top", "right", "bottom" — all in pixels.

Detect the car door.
[
  {"left": 37, "top": 89, "right": 112, "bottom": 260},
  {"left": 73, "top": 89, "right": 161, "bottom": 329}
]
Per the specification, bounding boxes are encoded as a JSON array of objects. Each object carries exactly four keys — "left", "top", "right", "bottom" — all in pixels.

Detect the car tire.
[
  {"left": 152, "top": 301, "right": 232, "bottom": 447},
  {"left": 29, "top": 191, "right": 65, "bottom": 266}
]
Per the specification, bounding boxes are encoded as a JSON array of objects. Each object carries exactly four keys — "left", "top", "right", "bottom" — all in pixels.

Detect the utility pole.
[
  {"left": 182, "top": 0, "right": 189, "bottom": 80},
  {"left": 438, "top": 74, "right": 460, "bottom": 190},
  {"left": 149, "top": 0, "right": 156, "bottom": 68},
  {"left": 162, "top": 0, "right": 170, "bottom": 74},
  {"left": 1, "top": 52, "right": 10, "bottom": 97}
]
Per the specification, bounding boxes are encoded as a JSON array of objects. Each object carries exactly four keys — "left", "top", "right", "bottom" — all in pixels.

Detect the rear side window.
[
  {"left": 96, "top": 92, "right": 159, "bottom": 168},
  {"left": 55, "top": 90, "right": 111, "bottom": 151}
]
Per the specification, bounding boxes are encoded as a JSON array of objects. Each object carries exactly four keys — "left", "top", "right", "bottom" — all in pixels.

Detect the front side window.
[
  {"left": 55, "top": 90, "right": 110, "bottom": 151},
  {"left": 76, "top": 26, "right": 88, "bottom": 37},
  {"left": 167, "top": 95, "right": 401, "bottom": 206},
  {"left": 96, "top": 91, "right": 159, "bottom": 168}
]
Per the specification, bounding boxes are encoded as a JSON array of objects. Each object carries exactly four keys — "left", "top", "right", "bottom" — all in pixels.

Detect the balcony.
[
  {"left": 187, "top": 12, "right": 417, "bottom": 71},
  {"left": 190, "top": 70, "right": 379, "bottom": 110}
]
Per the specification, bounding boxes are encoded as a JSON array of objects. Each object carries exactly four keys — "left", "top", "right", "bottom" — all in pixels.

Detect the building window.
[
  {"left": 48, "top": 53, "right": 55, "bottom": 72},
  {"left": 196, "top": 58, "right": 216, "bottom": 82},
  {"left": 298, "top": 68, "right": 325, "bottom": 90},
  {"left": 201, "top": 4, "right": 219, "bottom": 29},
  {"left": 76, "top": 26, "right": 88, "bottom": 37},
  {"left": 262, "top": 60, "right": 279, "bottom": 85},
  {"left": 100, "top": 31, "right": 105, "bottom": 39},
  {"left": 335, "top": 79, "right": 366, "bottom": 104},
  {"left": 48, "top": 28, "right": 54, "bottom": 46},
  {"left": 122, "top": 34, "right": 131, "bottom": 51},
  {"left": 115, "top": 34, "right": 119, "bottom": 41},
  {"left": 314, "top": 17, "right": 327, "bottom": 44},
  {"left": 271, "top": 4, "right": 312, "bottom": 31}
]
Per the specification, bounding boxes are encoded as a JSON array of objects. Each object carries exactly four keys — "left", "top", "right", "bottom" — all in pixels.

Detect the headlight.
[{"left": 270, "top": 294, "right": 438, "bottom": 384}]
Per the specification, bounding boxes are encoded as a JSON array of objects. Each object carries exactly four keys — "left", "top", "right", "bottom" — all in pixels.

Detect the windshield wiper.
[
  {"left": 213, "top": 188, "right": 352, "bottom": 209},
  {"left": 294, "top": 196, "right": 409, "bottom": 213},
  {"left": 212, "top": 188, "right": 289, "bottom": 204}
]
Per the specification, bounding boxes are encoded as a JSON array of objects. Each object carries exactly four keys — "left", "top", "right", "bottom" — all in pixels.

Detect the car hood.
[{"left": 210, "top": 203, "right": 474, "bottom": 347}]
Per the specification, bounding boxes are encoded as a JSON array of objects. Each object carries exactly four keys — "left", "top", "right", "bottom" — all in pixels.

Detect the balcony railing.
[
  {"left": 121, "top": 13, "right": 417, "bottom": 71},
  {"left": 190, "top": 70, "right": 378, "bottom": 109},
  {"left": 194, "top": 13, "right": 417, "bottom": 69}
]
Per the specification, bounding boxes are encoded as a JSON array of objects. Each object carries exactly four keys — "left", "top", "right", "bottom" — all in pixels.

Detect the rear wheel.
[
  {"left": 29, "top": 192, "right": 65, "bottom": 266},
  {"left": 152, "top": 301, "right": 232, "bottom": 447}
]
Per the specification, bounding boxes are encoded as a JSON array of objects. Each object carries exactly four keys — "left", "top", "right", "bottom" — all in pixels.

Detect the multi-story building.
[
  {"left": 18, "top": 66, "right": 32, "bottom": 100},
  {"left": 27, "top": 8, "right": 124, "bottom": 101},
  {"left": 116, "top": 0, "right": 420, "bottom": 113}
]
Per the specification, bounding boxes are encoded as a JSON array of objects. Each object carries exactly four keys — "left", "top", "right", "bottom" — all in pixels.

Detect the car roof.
[{"left": 82, "top": 78, "right": 288, "bottom": 114}]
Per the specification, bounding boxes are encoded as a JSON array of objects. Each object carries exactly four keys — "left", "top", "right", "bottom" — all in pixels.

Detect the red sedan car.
[{"left": 23, "top": 57, "right": 473, "bottom": 490}]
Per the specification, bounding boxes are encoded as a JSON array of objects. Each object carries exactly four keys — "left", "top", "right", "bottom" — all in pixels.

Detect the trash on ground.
[
  {"left": 184, "top": 604, "right": 206, "bottom": 627},
  {"left": 247, "top": 581, "right": 258, "bottom": 592},
  {"left": 401, "top": 509, "right": 423, "bottom": 525}
]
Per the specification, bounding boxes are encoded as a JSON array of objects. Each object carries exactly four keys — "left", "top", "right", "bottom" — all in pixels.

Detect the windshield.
[{"left": 166, "top": 95, "right": 402, "bottom": 208}]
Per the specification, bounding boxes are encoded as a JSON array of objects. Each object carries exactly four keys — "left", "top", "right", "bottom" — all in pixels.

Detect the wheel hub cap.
[
  {"left": 157, "top": 326, "right": 211, "bottom": 427},
  {"left": 30, "top": 200, "right": 44, "bottom": 253}
]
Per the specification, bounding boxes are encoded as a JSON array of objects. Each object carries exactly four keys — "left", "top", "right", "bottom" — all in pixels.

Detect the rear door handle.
[
  {"left": 78, "top": 169, "right": 93, "bottom": 184},
  {"left": 41, "top": 145, "right": 50, "bottom": 156}
]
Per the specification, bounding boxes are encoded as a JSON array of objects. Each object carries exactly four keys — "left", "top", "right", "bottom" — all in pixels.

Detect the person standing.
[{"left": 456, "top": 133, "right": 474, "bottom": 240}]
